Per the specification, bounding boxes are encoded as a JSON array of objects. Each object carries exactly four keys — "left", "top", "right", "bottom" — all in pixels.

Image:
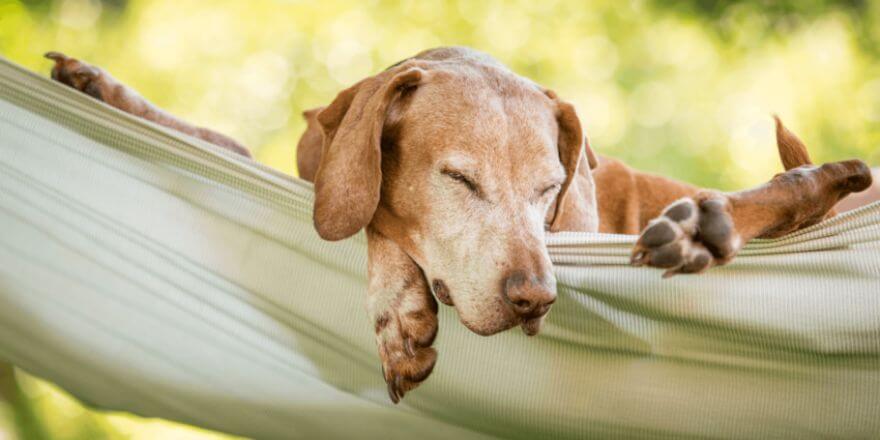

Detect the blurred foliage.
[{"left": 0, "top": 0, "right": 879, "bottom": 438}]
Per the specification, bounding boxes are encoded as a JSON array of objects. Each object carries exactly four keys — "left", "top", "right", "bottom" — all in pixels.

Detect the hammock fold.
[{"left": 1, "top": 57, "right": 879, "bottom": 439}]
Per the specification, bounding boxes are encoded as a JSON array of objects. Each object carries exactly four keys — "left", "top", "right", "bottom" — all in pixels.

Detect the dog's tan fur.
[{"left": 46, "top": 47, "right": 876, "bottom": 402}]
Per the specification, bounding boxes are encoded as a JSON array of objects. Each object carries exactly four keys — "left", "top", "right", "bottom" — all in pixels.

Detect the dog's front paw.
[
  {"left": 369, "top": 290, "right": 438, "bottom": 403},
  {"left": 631, "top": 195, "right": 741, "bottom": 277},
  {"left": 45, "top": 52, "right": 108, "bottom": 101}
]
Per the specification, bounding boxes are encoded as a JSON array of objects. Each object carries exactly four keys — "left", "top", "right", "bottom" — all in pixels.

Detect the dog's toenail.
[
  {"left": 387, "top": 377, "right": 401, "bottom": 404},
  {"left": 403, "top": 337, "right": 416, "bottom": 357},
  {"left": 631, "top": 251, "right": 646, "bottom": 265}
]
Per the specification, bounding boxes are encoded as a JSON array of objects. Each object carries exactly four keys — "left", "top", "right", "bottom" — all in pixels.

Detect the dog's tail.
[{"left": 773, "top": 115, "right": 813, "bottom": 170}]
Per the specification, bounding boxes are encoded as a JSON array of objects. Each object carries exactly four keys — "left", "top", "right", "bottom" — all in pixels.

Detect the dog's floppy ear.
[
  {"left": 545, "top": 91, "right": 599, "bottom": 232},
  {"left": 296, "top": 107, "right": 326, "bottom": 182},
  {"left": 312, "top": 66, "right": 426, "bottom": 241}
]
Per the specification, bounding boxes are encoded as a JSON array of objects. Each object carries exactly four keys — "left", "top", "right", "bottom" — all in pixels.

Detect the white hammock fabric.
[{"left": 1, "top": 57, "right": 879, "bottom": 439}]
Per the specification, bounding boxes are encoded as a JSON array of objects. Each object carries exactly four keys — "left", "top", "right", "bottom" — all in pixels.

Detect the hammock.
[{"left": 1, "top": 56, "right": 879, "bottom": 439}]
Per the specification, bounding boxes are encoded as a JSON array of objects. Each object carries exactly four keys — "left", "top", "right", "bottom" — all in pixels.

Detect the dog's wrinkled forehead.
[{"left": 386, "top": 62, "right": 559, "bottom": 161}]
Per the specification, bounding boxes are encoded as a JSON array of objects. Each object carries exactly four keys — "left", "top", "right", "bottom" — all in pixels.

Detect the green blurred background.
[{"left": 0, "top": 0, "right": 879, "bottom": 438}]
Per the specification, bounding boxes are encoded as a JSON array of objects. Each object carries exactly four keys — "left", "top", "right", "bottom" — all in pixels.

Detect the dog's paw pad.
[
  {"left": 663, "top": 198, "right": 698, "bottom": 231},
  {"left": 632, "top": 195, "right": 741, "bottom": 277},
  {"left": 371, "top": 295, "right": 438, "bottom": 403}
]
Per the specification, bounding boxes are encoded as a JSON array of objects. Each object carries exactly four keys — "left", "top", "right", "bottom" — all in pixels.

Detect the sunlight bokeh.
[{"left": 1, "top": 0, "right": 879, "bottom": 438}]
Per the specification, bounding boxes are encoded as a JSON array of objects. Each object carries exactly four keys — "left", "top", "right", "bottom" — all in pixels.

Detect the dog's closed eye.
[
  {"left": 442, "top": 169, "right": 481, "bottom": 196},
  {"left": 540, "top": 183, "right": 561, "bottom": 197},
  {"left": 534, "top": 181, "right": 562, "bottom": 203}
]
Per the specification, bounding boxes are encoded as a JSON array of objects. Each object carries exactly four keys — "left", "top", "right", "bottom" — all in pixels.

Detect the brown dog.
[{"left": 46, "top": 47, "right": 876, "bottom": 403}]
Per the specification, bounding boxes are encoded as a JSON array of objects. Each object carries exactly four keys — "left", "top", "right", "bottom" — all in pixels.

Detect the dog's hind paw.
[
  {"left": 630, "top": 195, "right": 741, "bottom": 278},
  {"left": 45, "top": 52, "right": 109, "bottom": 101}
]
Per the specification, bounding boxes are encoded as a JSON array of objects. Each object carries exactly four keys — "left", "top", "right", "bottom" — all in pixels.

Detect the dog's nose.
[{"left": 502, "top": 271, "right": 556, "bottom": 318}]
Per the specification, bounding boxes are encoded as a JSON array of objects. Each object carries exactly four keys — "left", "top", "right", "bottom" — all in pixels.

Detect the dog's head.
[{"left": 312, "top": 49, "right": 598, "bottom": 336}]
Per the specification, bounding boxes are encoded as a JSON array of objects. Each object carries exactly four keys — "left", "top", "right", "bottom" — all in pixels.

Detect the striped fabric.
[{"left": 1, "top": 57, "right": 878, "bottom": 439}]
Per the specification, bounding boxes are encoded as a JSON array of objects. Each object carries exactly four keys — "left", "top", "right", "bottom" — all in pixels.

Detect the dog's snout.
[{"left": 502, "top": 270, "right": 556, "bottom": 318}]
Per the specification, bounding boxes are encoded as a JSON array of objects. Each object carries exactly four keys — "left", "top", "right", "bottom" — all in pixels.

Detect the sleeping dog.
[{"left": 46, "top": 47, "right": 876, "bottom": 402}]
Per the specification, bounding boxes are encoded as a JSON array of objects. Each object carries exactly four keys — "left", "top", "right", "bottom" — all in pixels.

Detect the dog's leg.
[
  {"left": 366, "top": 227, "right": 439, "bottom": 403},
  {"left": 631, "top": 119, "right": 873, "bottom": 277},
  {"left": 44, "top": 52, "right": 251, "bottom": 157}
]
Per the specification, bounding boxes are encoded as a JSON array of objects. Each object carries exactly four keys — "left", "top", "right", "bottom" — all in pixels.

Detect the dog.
[{"left": 45, "top": 47, "right": 876, "bottom": 403}]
